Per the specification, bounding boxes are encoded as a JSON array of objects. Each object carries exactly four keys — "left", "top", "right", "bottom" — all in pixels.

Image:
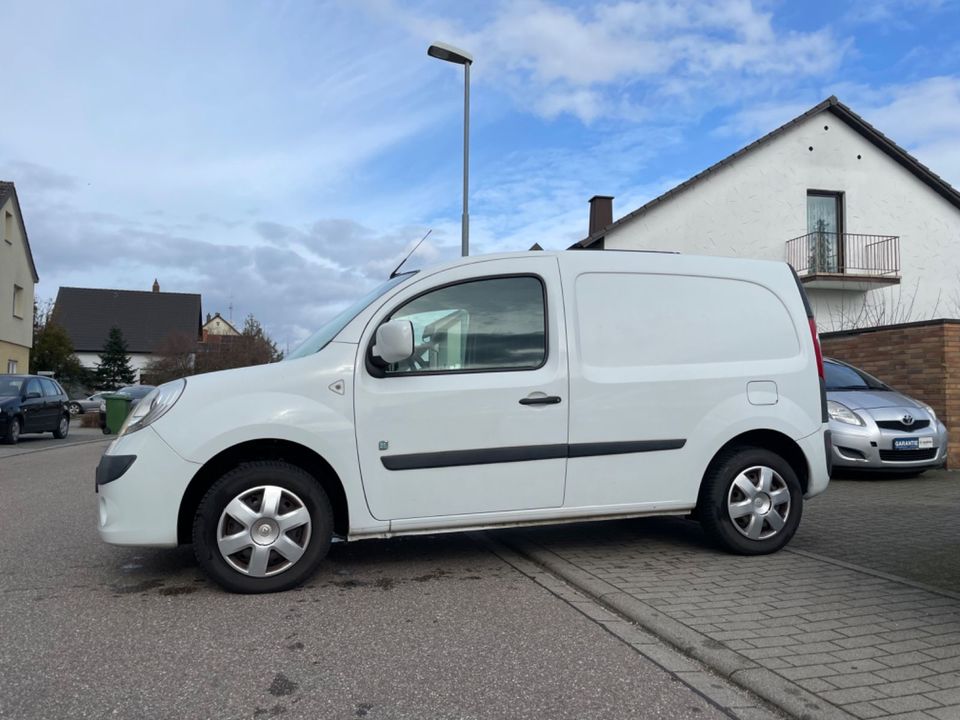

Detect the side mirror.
[
  {"left": 24, "top": 391, "right": 41, "bottom": 400},
  {"left": 373, "top": 319, "right": 414, "bottom": 364}
]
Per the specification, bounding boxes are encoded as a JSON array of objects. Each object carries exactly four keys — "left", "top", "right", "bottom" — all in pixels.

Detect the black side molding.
[
  {"left": 381, "top": 439, "right": 686, "bottom": 471},
  {"left": 96, "top": 455, "right": 137, "bottom": 486},
  {"left": 568, "top": 439, "right": 686, "bottom": 457}
]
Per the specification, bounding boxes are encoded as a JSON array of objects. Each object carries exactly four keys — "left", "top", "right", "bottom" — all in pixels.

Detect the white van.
[{"left": 96, "top": 250, "right": 830, "bottom": 593}]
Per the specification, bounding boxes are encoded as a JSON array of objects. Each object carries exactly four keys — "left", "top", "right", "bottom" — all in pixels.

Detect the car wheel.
[
  {"left": 3, "top": 417, "right": 21, "bottom": 445},
  {"left": 68, "top": 402, "right": 82, "bottom": 416},
  {"left": 698, "top": 446, "right": 803, "bottom": 555},
  {"left": 53, "top": 414, "right": 70, "bottom": 439},
  {"left": 192, "top": 461, "right": 333, "bottom": 593}
]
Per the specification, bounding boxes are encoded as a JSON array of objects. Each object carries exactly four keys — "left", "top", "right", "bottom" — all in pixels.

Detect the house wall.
[
  {"left": 75, "top": 352, "right": 153, "bottom": 384},
  {"left": 820, "top": 319, "right": 960, "bottom": 468},
  {"left": 604, "top": 112, "right": 960, "bottom": 332},
  {"left": 203, "top": 315, "right": 238, "bottom": 336},
  {"left": 0, "top": 195, "right": 35, "bottom": 367}
]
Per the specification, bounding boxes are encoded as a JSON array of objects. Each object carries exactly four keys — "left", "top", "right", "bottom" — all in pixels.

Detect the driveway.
[
  {"left": 0, "top": 440, "right": 781, "bottom": 720},
  {"left": 499, "top": 471, "right": 960, "bottom": 720}
]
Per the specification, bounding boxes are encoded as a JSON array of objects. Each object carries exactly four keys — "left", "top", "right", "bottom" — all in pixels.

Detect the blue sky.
[{"left": 3, "top": 0, "right": 960, "bottom": 349}]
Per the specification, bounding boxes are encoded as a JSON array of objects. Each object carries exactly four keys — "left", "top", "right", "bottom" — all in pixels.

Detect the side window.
[
  {"left": 39, "top": 378, "right": 59, "bottom": 397},
  {"left": 382, "top": 276, "right": 546, "bottom": 375},
  {"left": 24, "top": 378, "right": 42, "bottom": 397}
]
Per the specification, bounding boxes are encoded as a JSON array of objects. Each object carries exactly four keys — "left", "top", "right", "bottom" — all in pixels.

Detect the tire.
[
  {"left": 3, "top": 417, "right": 20, "bottom": 445},
  {"left": 698, "top": 446, "right": 803, "bottom": 555},
  {"left": 69, "top": 402, "right": 82, "bottom": 416},
  {"left": 53, "top": 413, "right": 70, "bottom": 439},
  {"left": 192, "top": 461, "right": 333, "bottom": 594}
]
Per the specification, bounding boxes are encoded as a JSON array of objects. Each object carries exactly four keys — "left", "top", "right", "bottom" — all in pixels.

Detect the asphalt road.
[
  {"left": 0, "top": 421, "right": 105, "bottom": 460},
  {"left": 0, "top": 441, "right": 738, "bottom": 720}
]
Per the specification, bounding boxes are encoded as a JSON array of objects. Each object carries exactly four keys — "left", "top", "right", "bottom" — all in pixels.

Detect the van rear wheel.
[
  {"left": 192, "top": 461, "right": 333, "bottom": 593},
  {"left": 698, "top": 447, "right": 802, "bottom": 555}
]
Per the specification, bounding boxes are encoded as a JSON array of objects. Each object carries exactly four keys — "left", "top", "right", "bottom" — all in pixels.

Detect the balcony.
[{"left": 785, "top": 232, "right": 901, "bottom": 290}]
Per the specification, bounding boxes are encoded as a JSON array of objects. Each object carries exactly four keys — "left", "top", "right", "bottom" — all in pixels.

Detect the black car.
[{"left": 0, "top": 374, "right": 71, "bottom": 444}]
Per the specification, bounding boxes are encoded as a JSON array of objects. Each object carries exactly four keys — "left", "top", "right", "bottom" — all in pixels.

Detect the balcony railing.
[{"left": 785, "top": 232, "right": 900, "bottom": 279}]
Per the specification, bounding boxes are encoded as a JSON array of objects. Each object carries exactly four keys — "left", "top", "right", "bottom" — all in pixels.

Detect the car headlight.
[
  {"left": 919, "top": 402, "right": 938, "bottom": 423},
  {"left": 117, "top": 379, "right": 186, "bottom": 437},
  {"left": 828, "top": 400, "right": 865, "bottom": 426}
]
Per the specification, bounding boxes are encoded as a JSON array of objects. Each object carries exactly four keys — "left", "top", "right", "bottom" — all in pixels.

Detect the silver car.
[
  {"left": 826, "top": 358, "right": 948, "bottom": 474},
  {"left": 68, "top": 391, "right": 114, "bottom": 416}
]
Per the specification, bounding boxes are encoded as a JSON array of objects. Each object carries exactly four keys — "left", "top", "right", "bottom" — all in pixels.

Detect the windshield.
[
  {"left": 287, "top": 273, "right": 415, "bottom": 360},
  {"left": 824, "top": 360, "right": 889, "bottom": 391}
]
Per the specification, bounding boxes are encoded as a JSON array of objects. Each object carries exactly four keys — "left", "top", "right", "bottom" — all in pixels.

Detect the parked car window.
[
  {"left": 39, "top": 378, "right": 60, "bottom": 397},
  {"left": 824, "top": 361, "right": 888, "bottom": 391},
  {"left": 24, "top": 378, "right": 42, "bottom": 397},
  {"left": 1, "top": 377, "right": 24, "bottom": 396},
  {"left": 383, "top": 276, "right": 546, "bottom": 374}
]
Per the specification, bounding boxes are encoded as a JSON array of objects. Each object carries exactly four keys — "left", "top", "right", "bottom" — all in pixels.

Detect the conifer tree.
[{"left": 96, "top": 327, "right": 136, "bottom": 388}]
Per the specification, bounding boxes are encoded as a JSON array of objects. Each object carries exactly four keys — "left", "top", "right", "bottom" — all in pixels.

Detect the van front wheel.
[
  {"left": 699, "top": 447, "right": 802, "bottom": 555},
  {"left": 193, "top": 461, "right": 333, "bottom": 593}
]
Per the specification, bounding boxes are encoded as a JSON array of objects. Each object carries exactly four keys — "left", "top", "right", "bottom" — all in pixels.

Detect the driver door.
[{"left": 354, "top": 257, "right": 568, "bottom": 522}]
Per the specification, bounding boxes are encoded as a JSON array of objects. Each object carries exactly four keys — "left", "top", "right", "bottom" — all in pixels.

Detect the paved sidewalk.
[{"left": 500, "top": 518, "right": 960, "bottom": 720}]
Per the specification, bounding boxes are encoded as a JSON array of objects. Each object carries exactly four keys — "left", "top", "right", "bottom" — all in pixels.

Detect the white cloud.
[{"left": 378, "top": 0, "right": 849, "bottom": 123}]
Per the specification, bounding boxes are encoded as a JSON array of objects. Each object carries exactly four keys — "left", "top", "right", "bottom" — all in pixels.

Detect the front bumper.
[
  {"left": 96, "top": 427, "right": 200, "bottom": 546},
  {"left": 830, "top": 417, "right": 948, "bottom": 471}
]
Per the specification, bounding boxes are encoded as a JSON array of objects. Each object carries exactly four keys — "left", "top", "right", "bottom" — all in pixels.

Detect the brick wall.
[{"left": 820, "top": 319, "right": 960, "bottom": 468}]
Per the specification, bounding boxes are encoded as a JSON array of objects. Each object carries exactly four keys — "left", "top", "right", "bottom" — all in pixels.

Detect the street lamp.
[{"left": 427, "top": 41, "right": 473, "bottom": 257}]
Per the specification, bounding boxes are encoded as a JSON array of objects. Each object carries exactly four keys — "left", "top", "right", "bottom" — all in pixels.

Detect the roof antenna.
[{"left": 390, "top": 229, "right": 431, "bottom": 278}]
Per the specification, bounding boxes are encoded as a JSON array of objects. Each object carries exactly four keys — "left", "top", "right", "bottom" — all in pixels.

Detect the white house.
[
  {"left": 572, "top": 96, "right": 960, "bottom": 332},
  {"left": 53, "top": 281, "right": 201, "bottom": 383}
]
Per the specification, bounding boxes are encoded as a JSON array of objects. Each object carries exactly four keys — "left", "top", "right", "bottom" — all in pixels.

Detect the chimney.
[
  {"left": 206, "top": 313, "right": 212, "bottom": 323},
  {"left": 152, "top": 278, "right": 160, "bottom": 293},
  {"left": 588, "top": 195, "right": 614, "bottom": 237}
]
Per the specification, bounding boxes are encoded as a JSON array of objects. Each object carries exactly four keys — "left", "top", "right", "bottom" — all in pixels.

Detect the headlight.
[
  {"left": 828, "top": 400, "right": 864, "bottom": 426},
  {"left": 919, "top": 402, "right": 938, "bottom": 423},
  {"left": 118, "top": 379, "right": 186, "bottom": 437}
]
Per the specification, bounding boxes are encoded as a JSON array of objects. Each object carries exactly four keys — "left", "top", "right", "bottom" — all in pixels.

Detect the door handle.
[{"left": 519, "top": 395, "right": 562, "bottom": 406}]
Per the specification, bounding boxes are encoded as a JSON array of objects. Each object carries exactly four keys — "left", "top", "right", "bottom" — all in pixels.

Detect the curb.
[
  {"left": 0, "top": 436, "right": 110, "bottom": 460},
  {"left": 504, "top": 537, "right": 857, "bottom": 720}
]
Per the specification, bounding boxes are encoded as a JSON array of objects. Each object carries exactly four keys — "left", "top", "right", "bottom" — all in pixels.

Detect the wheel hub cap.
[
  {"left": 252, "top": 519, "right": 279, "bottom": 545},
  {"left": 726, "top": 465, "right": 791, "bottom": 541},
  {"left": 216, "top": 485, "right": 312, "bottom": 578}
]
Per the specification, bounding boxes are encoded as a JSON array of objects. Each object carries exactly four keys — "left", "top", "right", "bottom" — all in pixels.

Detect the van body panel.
[
  {"left": 557, "top": 252, "right": 823, "bottom": 509},
  {"left": 150, "top": 343, "right": 389, "bottom": 535},
  {"left": 353, "top": 256, "right": 570, "bottom": 521}
]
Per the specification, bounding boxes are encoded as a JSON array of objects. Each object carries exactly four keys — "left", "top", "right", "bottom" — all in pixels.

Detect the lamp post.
[{"left": 427, "top": 41, "right": 473, "bottom": 257}]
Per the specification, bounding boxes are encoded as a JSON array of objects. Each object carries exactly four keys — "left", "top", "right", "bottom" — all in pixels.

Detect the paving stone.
[
  {"left": 927, "top": 705, "right": 960, "bottom": 720},
  {"left": 826, "top": 659, "right": 889, "bottom": 674},
  {"left": 819, "top": 686, "right": 889, "bottom": 705},
  {"left": 877, "top": 665, "right": 940, "bottom": 682},
  {"left": 869, "top": 694, "right": 941, "bottom": 714},
  {"left": 925, "top": 686, "right": 960, "bottom": 705},
  {"left": 880, "top": 651, "right": 939, "bottom": 668},
  {"left": 842, "top": 701, "right": 888, "bottom": 719},
  {"left": 826, "top": 672, "right": 888, "bottom": 690},
  {"left": 926, "top": 673, "right": 960, "bottom": 690}
]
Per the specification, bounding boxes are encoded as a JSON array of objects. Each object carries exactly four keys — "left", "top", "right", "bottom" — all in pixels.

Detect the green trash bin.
[{"left": 103, "top": 393, "right": 132, "bottom": 435}]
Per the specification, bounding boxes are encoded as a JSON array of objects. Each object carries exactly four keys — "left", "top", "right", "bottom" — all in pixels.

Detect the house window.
[
  {"left": 6, "top": 360, "right": 16, "bottom": 373},
  {"left": 807, "top": 191, "right": 844, "bottom": 273},
  {"left": 4, "top": 211, "right": 12, "bottom": 244},
  {"left": 13, "top": 284, "right": 24, "bottom": 318}
]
